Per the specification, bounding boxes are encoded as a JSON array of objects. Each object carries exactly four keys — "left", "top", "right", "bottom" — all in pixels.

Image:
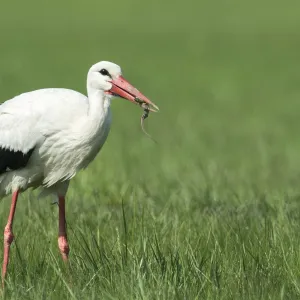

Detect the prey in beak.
[
  {"left": 106, "top": 75, "right": 159, "bottom": 142},
  {"left": 107, "top": 76, "right": 159, "bottom": 112}
]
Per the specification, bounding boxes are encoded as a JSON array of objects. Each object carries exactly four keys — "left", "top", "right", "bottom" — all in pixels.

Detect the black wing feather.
[{"left": 0, "top": 147, "right": 35, "bottom": 175}]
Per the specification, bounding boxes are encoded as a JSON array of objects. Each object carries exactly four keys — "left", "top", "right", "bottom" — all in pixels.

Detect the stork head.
[{"left": 87, "top": 61, "right": 159, "bottom": 112}]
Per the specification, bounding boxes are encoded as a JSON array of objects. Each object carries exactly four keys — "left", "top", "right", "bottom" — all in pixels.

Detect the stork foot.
[
  {"left": 2, "top": 190, "right": 19, "bottom": 288},
  {"left": 2, "top": 226, "right": 14, "bottom": 288},
  {"left": 58, "top": 235, "right": 69, "bottom": 261},
  {"left": 58, "top": 196, "right": 69, "bottom": 262}
]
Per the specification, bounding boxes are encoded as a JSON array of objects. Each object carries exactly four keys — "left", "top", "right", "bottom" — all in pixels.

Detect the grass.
[{"left": 1, "top": 0, "right": 300, "bottom": 298}]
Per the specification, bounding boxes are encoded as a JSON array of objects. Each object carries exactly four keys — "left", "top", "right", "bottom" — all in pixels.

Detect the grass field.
[{"left": 1, "top": 0, "right": 300, "bottom": 299}]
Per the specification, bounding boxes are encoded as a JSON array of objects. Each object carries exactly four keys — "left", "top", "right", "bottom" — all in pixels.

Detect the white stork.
[{"left": 0, "top": 61, "right": 158, "bottom": 286}]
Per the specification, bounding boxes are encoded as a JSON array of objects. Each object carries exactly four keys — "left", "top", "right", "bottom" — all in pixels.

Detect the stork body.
[
  {"left": 0, "top": 88, "right": 111, "bottom": 196},
  {"left": 0, "top": 61, "right": 158, "bottom": 287}
]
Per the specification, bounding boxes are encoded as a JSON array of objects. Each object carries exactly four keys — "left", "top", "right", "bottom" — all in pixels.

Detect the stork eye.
[{"left": 99, "top": 69, "right": 110, "bottom": 76}]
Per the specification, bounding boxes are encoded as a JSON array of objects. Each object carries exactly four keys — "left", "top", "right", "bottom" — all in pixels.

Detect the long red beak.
[{"left": 107, "top": 76, "right": 159, "bottom": 112}]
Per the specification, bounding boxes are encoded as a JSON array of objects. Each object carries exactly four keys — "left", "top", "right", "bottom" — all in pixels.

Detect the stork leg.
[
  {"left": 2, "top": 190, "right": 19, "bottom": 287},
  {"left": 58, "top": 196, "right": 69, "bottom": 261}
]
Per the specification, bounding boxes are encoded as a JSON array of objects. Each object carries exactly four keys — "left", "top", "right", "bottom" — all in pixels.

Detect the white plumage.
[
  {"left": 0, "top": 87, "right": 111, "bottom": 196},
  {"left": 0, "top": 60, "right": 158, "bottom": 285},
  {"left": 0, "top": 62, "right": 121, "bottom": 198}
]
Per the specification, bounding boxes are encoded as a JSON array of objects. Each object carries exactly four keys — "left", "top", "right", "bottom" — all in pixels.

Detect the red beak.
[{"left": 107, "top": 76, "right": 159, "bottom": 112}]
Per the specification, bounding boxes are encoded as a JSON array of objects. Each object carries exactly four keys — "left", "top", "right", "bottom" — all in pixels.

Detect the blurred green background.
[{"left": 1, "top": 0, "right": 300, "bottom": 299}]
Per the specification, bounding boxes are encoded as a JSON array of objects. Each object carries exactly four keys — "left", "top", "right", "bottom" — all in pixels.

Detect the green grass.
[{"left": 1, "top": 0, "right": 300, "bottom": 299}]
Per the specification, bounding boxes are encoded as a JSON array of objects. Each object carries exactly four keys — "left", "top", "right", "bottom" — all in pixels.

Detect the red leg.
[
  {"left": 2, "top": 190, "right": 19, "bottom": 287},
  {"left": 58, "top": 196, "right": 69, "bottom": 261}
]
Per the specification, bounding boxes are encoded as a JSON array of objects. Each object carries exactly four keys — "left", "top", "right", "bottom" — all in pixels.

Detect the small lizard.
[{"left": 135, "top": 98, "right": 157, "bottom": 143}]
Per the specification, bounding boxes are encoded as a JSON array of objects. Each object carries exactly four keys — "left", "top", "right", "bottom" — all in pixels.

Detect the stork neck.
[{"left": 86, "top": 86, "right": 111, "bottom": 118}]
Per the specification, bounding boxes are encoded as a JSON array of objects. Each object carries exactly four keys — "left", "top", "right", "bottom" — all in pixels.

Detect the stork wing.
[
  {"left": 0, "top": 94, "right": 45, "bottom": 174},
  {"left": 0, "top": 99, "right": 42, "bottom": 153},
  {"left": 0, "top": 88, "right": 89, "bottom": 178}
]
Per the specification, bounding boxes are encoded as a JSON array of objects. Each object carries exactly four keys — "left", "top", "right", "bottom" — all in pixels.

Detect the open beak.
[{"left": 107, "top": 76, "right": 159, "bottom": 112}]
